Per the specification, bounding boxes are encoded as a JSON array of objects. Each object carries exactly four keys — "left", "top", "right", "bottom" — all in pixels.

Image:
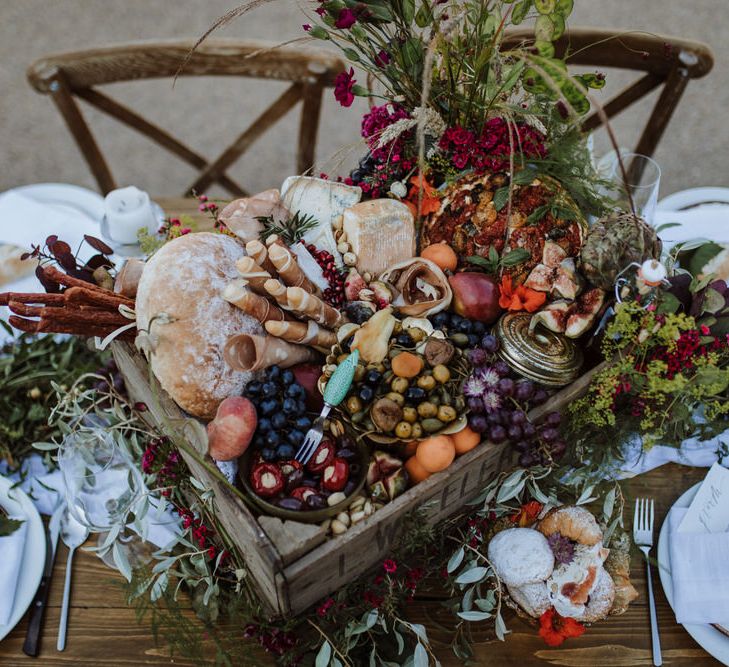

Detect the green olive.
[
  {"left": 438, "top": 405, "right": 457, "bottom": 423},
  {"left": 385, "top": 391, "right": 405, "bottom": 407},
  {"left": 449, "top": 333, "right": 470, "bottom": 348},
  {"left": 417, "top": 402, "right": 438, "bottom": 419},
  {"left": 392, "top": 321, "right": 403, "bottom": 334},
  {"left": 454, "top": 396, "right": 466, "bottom": 412},
  {"left": 408, "top": 327, "right": 426, "bottom": 342},
  {"left": 383, "top": 370, "right": 394, "bottom": 383},
  {"left": 429, "top": 394, "right": 441, "bottom": 406},
  {"left": 346, "top": 396, "right": 363, "bottom": 414},
  {"left": 351, "top": 410, "right": 366, "bottom": 424},
  {"left": 395, "top": 421, "right": 413, "bottom": 439},
  {"left": 432, "top": 364, "right": 451, "bottom": 384},
  {"left": 440, "top": 388, "right": 453, "bottom": 406},
  {"left": 391, "top": 377, "right": 409, "bottom": 394},
  {"left": 411, "top": 423, "right": 423, "bottom": 438},
  {"left": 402, "top": 406, "right": 418, "bottom": 423},
  {"left": 417, "top": 375, "right": 437, "bottom": 391},
  {"left": 421, "top": 418, "right": 445, "bottom": 433}
]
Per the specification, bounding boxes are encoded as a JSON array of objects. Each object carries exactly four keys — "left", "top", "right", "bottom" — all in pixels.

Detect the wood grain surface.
[{"left": 0, "top": 199, "right": 721, "bottom": 665}]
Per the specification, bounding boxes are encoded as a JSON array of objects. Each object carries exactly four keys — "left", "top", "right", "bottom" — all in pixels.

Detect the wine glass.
[
  {"left": 607, "top": 152, "right": 661, "bottom": 225},
  {"left": 58, "top": 428, "right": 145, "bottom": 569}
]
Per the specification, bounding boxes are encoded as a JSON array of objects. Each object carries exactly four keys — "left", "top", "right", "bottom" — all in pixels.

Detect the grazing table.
[{"left": 0, "top": 198, "right": 721, "bottom": 666}]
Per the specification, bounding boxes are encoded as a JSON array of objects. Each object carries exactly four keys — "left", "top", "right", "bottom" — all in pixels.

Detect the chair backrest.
[
  {"left": 502, "top": 28, "right": 713, "bottom": 182},
  {"left": 27, "top": 39, "right": 346, "bottom": 196}
]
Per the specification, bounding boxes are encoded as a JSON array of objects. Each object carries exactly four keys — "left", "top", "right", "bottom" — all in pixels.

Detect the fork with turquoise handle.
[{"left": 295, "top": 349, "right": 359, "bottom": 465}]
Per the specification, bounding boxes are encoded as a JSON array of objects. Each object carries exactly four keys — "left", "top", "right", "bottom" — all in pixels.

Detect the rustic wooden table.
[{"left": 0, "top": 199, "right": 721, "bottom": 666}]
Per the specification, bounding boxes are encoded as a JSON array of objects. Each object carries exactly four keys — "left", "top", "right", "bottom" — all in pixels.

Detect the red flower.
[
  {"left": 499, "top": 275, "right": 546, "bottom": 313},
  {"left": 383, "top": 559, "right": 397, "bottom": 574},
  {"left": 363, "top": 590, "right": 383, "bottom": 607},
  {"left": 316, "top": 597, "right": 335, "bottom": 617},
  {"left": 315, "top": 5, "right": 326, "bottom": 15},
  {"left": 302, "top": 23, "right": 312, "bottom": 31},
  {"left": 334, "top": 68, "right": 356, "bottom": 107},
  {"left": 510, "top": 500, "right": 543, "bottom": 527},
  {"left": 538, "top": 608, "right": 586, "bottom": 647},
  {"left": 374, "top": 49, "right": 391, "bottom": 67},
  {"left": 335, "top": 8, "right": 357, "bottom": 28}
]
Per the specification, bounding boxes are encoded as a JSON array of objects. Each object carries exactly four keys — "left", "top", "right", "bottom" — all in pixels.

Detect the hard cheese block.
[
  {"left": 343, "top": 199, "right": 416, "bottom": 277},
  {"left": 281, "top": 176, "right": 362, "bottom": 267}
]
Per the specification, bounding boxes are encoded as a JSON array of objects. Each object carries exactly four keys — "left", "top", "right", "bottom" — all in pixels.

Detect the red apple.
[
  {"left": 292, "top": 363, "right": 324, "bottom": 412},
  {"left": 448, "top": 272, "right": 502, "bottom": 323},
  {"left": 207, "top": 396, "right": 257, "bottom": 461}
]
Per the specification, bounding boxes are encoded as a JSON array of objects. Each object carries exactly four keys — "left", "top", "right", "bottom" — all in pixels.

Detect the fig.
[
  {"left": 370, "top": 480, "right": 389, "bottom": 502},
  {"left": 565, "top": 288, "right": 605, "bottom": 338},
  {"left": 542, "top": 240, "right": 568, "bottom": 267},
  {"left": 370, "top": 398, "right": 403, "bottom": 433},
  {"left": 524, "top": 264, "right": 553, "bottom": 292},
  {"left": 344, "top": 267, "right": 367, "bottom": 301},
  {"left": 448, "top": 272, "right": 502, "bottom": 323},
  {"left": 384, "top": 468, "right": 409, "bottom": 499},
  {"left": 424, "top": 338, "right": 455, "bottom": 367},
  {"left": 530, "top": 301, "right": 570, "bottom": 334},
  {"left": 370, "top": 281, "right": 394, "bottom": 308},
  {"left": 552, "top": 259, "right": 583, "bottom": 300}
]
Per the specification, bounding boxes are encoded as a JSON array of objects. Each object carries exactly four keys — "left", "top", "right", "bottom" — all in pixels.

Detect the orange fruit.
[
  {"left": 452, "top": 426, "right": 480, "bottom": 455},
  {"left": 420, "top": 242, "right": 458, "bottom": 272},
  {"left": 403, "top": 440, "right": 419, "bottom": 457},
  {"left": 415, "top": 435, "right": 456, "bottom": 473},
  {"left": 405, "top": 455, "right": 432, "bottom": 484}
]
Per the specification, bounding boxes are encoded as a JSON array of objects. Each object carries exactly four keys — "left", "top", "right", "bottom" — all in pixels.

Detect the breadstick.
[
  {"left": 245, "top": 239, "right": 277, "bottom": 276},
  {"left": 264, "top": 278, "right": 292, "bottom": 310},
  {"left": 0, "top": 292, "right": 65, "bottom": 306},
  {"left": 223, "top": 280, "right": 290, "bottom": 323},
  {"left": 285, "top": 286, "right": 344, "bottom": 329},
  {"left": 64, "top": 286, "right": 134, "bottom": 310},
  {"left": 268, "top": 243, "right": 316, "bottom": 292},
  {"left": 264, "top": 320, "right": 336, "bottom": 349},
  {"left": 235, "top": 256, "right": 271, "bottom": 295}
]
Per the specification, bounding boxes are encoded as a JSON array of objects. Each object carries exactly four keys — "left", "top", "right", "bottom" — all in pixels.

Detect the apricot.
[
  {"left": 415, "top": 435, "right": 456, "bottom": 473},
  {"left": 452, "top": 426, "right": 480, "bottom": 455},
  {"left": 391, "top": 351, "right": 424, "bottom": 378},
  {"left": 405, "top": 455, "right": 432, "bottom": 484},
  {"left": 420, "top": 242, "right": 458, "bottom": 272},
  {"left": 207, "top": 396, "right": 257, "bottom": 461}
]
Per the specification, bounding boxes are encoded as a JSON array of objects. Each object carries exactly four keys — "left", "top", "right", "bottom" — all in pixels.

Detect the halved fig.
[
  {"left": 345, "top": 268, "right": 367, "bottom": 301},
  {"left": 384, "top": 468, "right": 409, "bottom": 500},
  {"left": 565, "top": 288, "right": 605, "bottom": 338},
  {"left": 530, "top": 301, "right": 570, "bottom": 333},
  {"left": 524, "top": 264, "right": 554, "bottom": 292},
  {"left": 552, "top": 258, "right": 584, "bottom": 300},
  {"left": 542, "top": 240, "right": 568, "bottom": 268}
]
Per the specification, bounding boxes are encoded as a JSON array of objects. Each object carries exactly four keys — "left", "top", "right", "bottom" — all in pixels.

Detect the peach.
[
  {"left": 207, "top": 396, "right": 258, "bottom": 461},
  {"left": 452, "top": 426, "right": 480, "bottom": 455},
  {"left": 405, "top": 456, "right": 432, "bottom": 484},
  {"left": 420, "top": 242, "right": 458, "bottom": 272},
  {"left": 415, "top": 435, "right": 455, "bottom": 473}
]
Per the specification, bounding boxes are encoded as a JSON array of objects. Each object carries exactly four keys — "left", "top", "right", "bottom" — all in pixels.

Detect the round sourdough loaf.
[{"left": 135, "top": 232, "right": 262, "bottom": 419}]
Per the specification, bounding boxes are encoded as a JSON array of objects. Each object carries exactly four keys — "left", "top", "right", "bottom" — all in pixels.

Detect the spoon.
[{"left": 57, "top": 511, "right": 89, "bottom": 651}]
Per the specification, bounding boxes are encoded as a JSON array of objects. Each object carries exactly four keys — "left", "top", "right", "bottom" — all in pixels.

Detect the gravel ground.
[{"left": 0, "top": 0, "right": 725, "bottom": 198}]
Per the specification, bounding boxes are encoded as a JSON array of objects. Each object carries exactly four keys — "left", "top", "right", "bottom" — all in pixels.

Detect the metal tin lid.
[{"left": 495, "top": 312, "right": 583, "bottom": 387}]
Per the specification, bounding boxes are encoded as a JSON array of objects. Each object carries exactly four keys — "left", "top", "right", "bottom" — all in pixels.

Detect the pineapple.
[{"left": 580, "top": 212, "right": 662, "bottom": 290}]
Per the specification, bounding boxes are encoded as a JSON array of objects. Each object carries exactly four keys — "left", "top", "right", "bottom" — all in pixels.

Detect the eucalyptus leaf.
[
  {"left": 455, "top": 566, "right": 488, "bottom": 585},
  {"left": 413, "top": 643, "right": 429, "bottom": 667},
  {"left": 315, "top": 641, "right": 332, "bottom": 667},
  {"left": 447, "top": 546, "right": 465, "bottom": 573},
  {"left": 602, "top": 486, "right": 616, "bottom": 521},
  {"left": 458, "top": 610, "right": 492, "bottom": 622},
  {"left": 150, "top": 571, "right": 169, "bottom": 602}
]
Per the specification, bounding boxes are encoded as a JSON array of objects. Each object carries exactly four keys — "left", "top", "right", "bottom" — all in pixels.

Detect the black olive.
[
  {"left": 336, "top": 448, "right": 357, "bottom": 461},
  {"left": 456, "top": 319, "right": 473, "bottom": 334},
  {"left": 395, "top": 332, "right": 414, "bottom": 347},
  {"left": 431, "top": 312, "right": 449, "bottom": 329},
  {"left": 343, "top": 480, "right": 357, "bottom": 496},
  {"left": 305, "top": 494, "right": 327, "bottom": 510},
  {"left": 405, "top": 386, "right": 427, "bottom": 402},
  {"left": 359, "top": 385, "right": 375, "bottom": 403},
  {"left": 366, "top": 369, "right": 383, "bottom": 385},
  {"left": 285, "top": 468, "right": 304, "bottom": 490},
  {"left": 467, "top": 333, "right": 481, "bottom": 348},
  {"left": 277, "top": 497, "right": 304, "bottom": 511},
  {"left": 301, "top": 478, "right": 318, "bottom": 488}
]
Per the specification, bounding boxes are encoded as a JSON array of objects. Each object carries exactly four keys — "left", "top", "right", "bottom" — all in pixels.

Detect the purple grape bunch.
[{"left": 463, "top": 333, "right": 566, "bottom": 467}]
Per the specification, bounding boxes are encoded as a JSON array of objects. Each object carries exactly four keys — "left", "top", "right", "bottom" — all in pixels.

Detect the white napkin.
[
  {"left": 668, "top": 506, "right": 729, "bottom": 625},
  {"left": 654, "top": 205, "right": 729, "bottom": 250},
  {"left": 0, "top": 504, "right": 29, "bottom": 626}
]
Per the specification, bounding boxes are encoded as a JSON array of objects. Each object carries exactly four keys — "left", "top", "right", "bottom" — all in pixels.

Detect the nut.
[
  {"left": 350, "top": 510, "right": 366, "bottom": 524},
  {"left": 329, "top": 420, "right": 343, "bottom": 438},
  {"left": 343, "top": 252, "right": 357, "bottom": 266},
  {"left": 336, "top": 512, "right": 351, "bottom": 527},
  {"left": 364, "top": 500, "right": 373, "bottom": 516},
  {"left": 331, "top": 519, "right": 348, "bottom": 535},
  {"left": 350, "top": 496, "right": 366, "bottom": 510},
  {"left": 363, "top": 272, "right": 372, "bottom": 282},
  {"left": 327, "top": 492, "right": 346, "bottom": 507},
  {"left": 320, "top": 519, "right": 332, "bottom": 531},
  {"left": 337, "top": 241, "right": 350, "bottom": 254},
  {"left": 332, "top": 215, "right": 344, "bottom": 231}
]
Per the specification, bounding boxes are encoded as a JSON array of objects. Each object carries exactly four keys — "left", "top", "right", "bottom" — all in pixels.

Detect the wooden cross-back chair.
[
  {"left": 503, "top": 28, "right": 713, "bottom": 182},
  {"left": 26, "top": 39, "right": 346, "bottom": 196}
]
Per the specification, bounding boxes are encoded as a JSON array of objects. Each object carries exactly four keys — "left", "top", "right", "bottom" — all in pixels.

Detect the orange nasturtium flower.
[
  {"left": 404, "top": 174, "right": 441, "bottom": 218},
  {"left": 510, "top": 500, "right": 543, "bottom": 527},
  {"left": 538, "top": 608, "right": 586, "bottom": 647},
  {"left": 498, "top": 275, "right": 546, "bottom": 313}
]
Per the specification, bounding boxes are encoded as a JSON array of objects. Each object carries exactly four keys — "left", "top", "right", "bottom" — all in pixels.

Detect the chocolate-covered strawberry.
[{"left": 250, "top": 462, "right": 285, "bottom": 498}]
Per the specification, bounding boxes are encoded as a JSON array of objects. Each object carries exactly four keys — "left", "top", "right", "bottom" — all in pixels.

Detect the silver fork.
[
  {"left": 295, "top": 349, "right": 359, "bottom": 465},
  {"left": 634, "top": 497, "right": 662, "bottom": 666}
]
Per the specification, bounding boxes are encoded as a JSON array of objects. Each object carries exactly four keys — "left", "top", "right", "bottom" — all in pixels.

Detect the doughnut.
[
  {"left": 537, "top": 505, "right": 603, "bottom": 546},
  {"left": 487, "top": 528, "right": 554, "bottom": 587},
  {"left": 507, "top": 581, "right": 551, "bottom": 618}
]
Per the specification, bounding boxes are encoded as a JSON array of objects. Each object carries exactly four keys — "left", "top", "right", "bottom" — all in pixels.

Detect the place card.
[{"left": 678, "top": 462, "right": 729, "bottom": 534}]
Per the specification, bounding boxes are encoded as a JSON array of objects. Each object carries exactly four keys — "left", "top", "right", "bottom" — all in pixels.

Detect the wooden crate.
[{"left": 113, "top": 341, "right": 602, "bottom": 617}]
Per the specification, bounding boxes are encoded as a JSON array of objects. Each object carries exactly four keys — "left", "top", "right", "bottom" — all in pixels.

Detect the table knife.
[{"left": 22, "top": 503, "right": 64, "bottom": 657}]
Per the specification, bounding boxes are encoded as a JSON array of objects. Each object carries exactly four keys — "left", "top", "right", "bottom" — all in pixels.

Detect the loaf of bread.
[{"left": 135, "top": 232, "right": 263, "bottom": 419}]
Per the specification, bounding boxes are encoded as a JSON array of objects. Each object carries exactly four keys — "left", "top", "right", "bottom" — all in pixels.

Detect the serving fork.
[
  {"left": 295, "top": 349, "right": 359, "bottom": 465},
  {"left": 634, "top": 497, "right": 662, "bottom": 666}
]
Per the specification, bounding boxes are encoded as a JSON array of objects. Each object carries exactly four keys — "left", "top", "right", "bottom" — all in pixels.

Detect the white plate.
[
  {"left": 0, "top": 475, "right": 46, "bottom": 641},
  {"left": 14, "top": 183, "right": 105, "bottom": 223},
  {"left": 657, "top": 482, "right": 729, "bottom": 665},
  {"left": 658, "top": 187, "right": 729, "bottom": 212}
]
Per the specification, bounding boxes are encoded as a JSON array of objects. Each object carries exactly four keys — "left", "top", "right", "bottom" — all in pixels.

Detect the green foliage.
[
  {"left": 467, "top": 246, "right": 530, "bottom": 275},
  {"left": 0, "top": 512, "right": 23, "bottom": 537},
  {"left": 258, "top": 211, "right": 319, "bottom": 246}
]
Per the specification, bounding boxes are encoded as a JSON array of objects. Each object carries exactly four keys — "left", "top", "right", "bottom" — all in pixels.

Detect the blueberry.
[
  {"left": 252, "top": 434, "right": 266, "bottom": 449},
  {"left": 262, "top": 382, "right": 278, "bottom": 397},
  {"left": 296, "top": 400, "right": 308, "bottom": 415},
  {"left": 287, "top": 429, "right": 305, "bottom": 445},
  {"left": 431, "top": 312, "right": 449, "bottom": 329},
  {"left": 286, "top": 384, "right": 305, "bottom": 399},
  {"left": 257, "top": 417, "right": 273, "bottom": 433},
  {"left": 271, "top": 413, "right": 287, "bottom": 429},
  {"left": 366, "top": 369, "right": 383, "bottom": 385},
  {"left": 472, "top": 321, "right": 486, "bottom": 335},
  {"left": 260, "top": 448, "right": 276, "bottom": 461},
  {"left": 449, "top": 313, "right": 464, "bottom": 329},
  {"left": 457, "top": 319, "right": 473, "bottom": 334},
  {"left": 467, "top": 333, "right": 480, "bottom": 348},
  {"left": 259, "top": 399, "right": 278, "bottom": 416},
  {"left": 276, "top": 443, "right": 296, "bottom": 459},
  {"left": 283, "top": 398, "right": 298, "bottom": 414},
  {"left": 265, "top": 431, "right": 281, "bottom": 447},
  {"left": 267, "top": 365, "right": 281, "bottom": 382},
  {"left": 294, "top": 416, "right": 312, "bottom": 430},
  {"left": 245, "top": 380, "right": 262, "bottom": 396},
  {"left": 359, "top": 385, "right": 375, "bottom": 403},
  {"left": 395, "top": 333, "right": 414, "bottom": 347},
  {"left": 404, "top": 386, "right": 426, "bottom": 402},
  {"left": 282, "top": 369, "right": 295, "bottom": 385}
]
